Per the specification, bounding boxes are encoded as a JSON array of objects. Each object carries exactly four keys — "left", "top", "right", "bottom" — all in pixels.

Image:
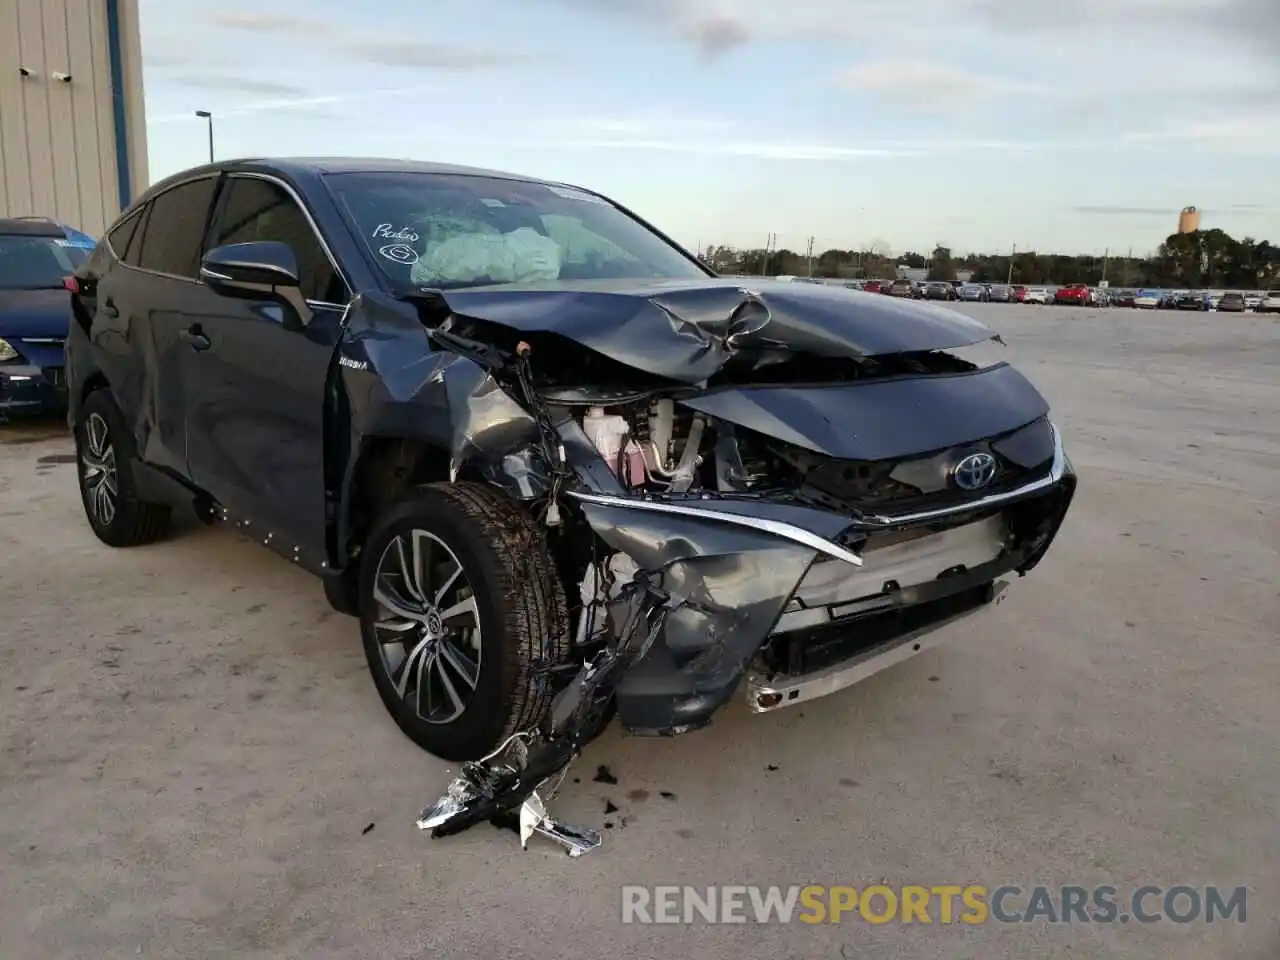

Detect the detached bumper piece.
[
  {"left": 416, "top": 732, "right": 602, "bottom": 858},
  {"left": 417, "top": 578, "right": 669, "bottom": 857}
]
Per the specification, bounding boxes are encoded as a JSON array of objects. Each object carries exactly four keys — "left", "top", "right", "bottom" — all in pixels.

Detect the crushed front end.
[
  {"left": 557, "top": 400, "right": 1075, "bottom": 736},
  {"left": 409, "top": 282, "right": 1077, "bottom": 852}
]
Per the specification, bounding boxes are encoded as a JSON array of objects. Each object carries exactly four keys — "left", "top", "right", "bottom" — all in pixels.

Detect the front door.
[{"left": 183, "top": 173, "right": 351, "bottom": 564}]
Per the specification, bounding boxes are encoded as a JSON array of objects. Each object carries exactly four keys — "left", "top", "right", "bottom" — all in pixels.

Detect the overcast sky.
[{"left": 139, "top": 0, "right": 1280, "bottom": 256}]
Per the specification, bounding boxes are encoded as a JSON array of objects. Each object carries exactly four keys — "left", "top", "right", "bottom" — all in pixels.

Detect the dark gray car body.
[{"left": 65, "top": 157, "right": 1076, "bottom": 747}]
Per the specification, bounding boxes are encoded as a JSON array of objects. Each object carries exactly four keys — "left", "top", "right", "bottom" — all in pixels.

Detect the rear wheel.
[
  {"left": 74, "top": 389, "right": 171, "bottom": 547},
  {"left": 358, "top": 482, "right": 571, "bottom": 761}
]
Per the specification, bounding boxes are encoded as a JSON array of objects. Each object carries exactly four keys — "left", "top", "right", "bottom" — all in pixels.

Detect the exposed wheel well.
[
  {"left": 341, "top": 437, "right": 501, "bottom": 565},
  {"left": 79, "top": 372, "right": 109, "bottom": 405}
]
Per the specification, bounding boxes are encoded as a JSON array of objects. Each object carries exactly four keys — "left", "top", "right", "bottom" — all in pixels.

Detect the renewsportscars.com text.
[{"left": 620, "top": 884, "right": 1248, "bottom": 925}]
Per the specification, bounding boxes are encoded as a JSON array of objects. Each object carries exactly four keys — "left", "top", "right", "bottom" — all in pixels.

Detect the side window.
[
  {"left": 107, "top": 207, "right": 144, "bottom": 261},
  {"left": 122, "top": 204, "right": 151, "bottom": 267},
  {"left": 135, "top": 177, "right": 218, "bottom": 278},
  {"left": 207, "top": 177, "right": 345, "bottom": 303}
]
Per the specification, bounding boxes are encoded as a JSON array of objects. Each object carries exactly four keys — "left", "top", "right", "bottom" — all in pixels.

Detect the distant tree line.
[{"left": 698, "top": 229, "right": 1279, "bottom": 289}]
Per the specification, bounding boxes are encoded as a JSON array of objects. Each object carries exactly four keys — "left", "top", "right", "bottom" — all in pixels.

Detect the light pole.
[{"left": 194, "top": 110, "right": 214, "bottom": 162}]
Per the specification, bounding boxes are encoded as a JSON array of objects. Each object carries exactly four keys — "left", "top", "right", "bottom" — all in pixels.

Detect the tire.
[
  {"left": 358, "top": 481, "right": 571, "bottom": 761},
  {"left": 74, "top": 389, "right": 172, "bottom": 547}
]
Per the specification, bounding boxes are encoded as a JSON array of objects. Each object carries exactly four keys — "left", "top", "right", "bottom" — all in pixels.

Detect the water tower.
[{"left": 1177, "top": 206, "right": 1200, "bottom": 234}]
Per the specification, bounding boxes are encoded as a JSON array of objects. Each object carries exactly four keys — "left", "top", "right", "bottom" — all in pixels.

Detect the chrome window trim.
[
  {"left": 219, "top": 171, "right": 351, "bottom": 299},
  {"left": 103, "top": 204, "right": 147, "bottom": 260},
  {"left": 108, "top": 170, "right": 351, "bottom": 301},
  {"left": 105, "top": 172, "right": 219, "bottom": 272}
]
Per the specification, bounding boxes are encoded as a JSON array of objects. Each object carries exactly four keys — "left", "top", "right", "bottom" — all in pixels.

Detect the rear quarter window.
[{"left": 107, "top": 207, "right": 145, "bottom": 261}]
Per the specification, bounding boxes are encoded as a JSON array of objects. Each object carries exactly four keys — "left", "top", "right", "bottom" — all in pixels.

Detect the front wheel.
[{"left": 358, "top": 482, "right": 571, "bottom": 761}]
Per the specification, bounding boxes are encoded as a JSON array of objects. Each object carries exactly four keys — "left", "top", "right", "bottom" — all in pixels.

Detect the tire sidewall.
[
  {"left": 357, "top": 490, "right": 521, "bottom": 759},
  {"left": 74, "top": 391, "right": 134, "bottom": 543}
]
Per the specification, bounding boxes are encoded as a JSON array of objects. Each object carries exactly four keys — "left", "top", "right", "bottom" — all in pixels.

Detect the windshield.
[
  {"left": 0, "top": 235, "right": 87, "bottom": 289},
  {"left": 324, "top": 171, "right": 710, "bottom": 291}
]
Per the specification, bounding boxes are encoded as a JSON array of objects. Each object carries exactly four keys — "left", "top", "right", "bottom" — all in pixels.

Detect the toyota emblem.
[{"left": 952, "top": 452, "right": 998, "bottom": 491}]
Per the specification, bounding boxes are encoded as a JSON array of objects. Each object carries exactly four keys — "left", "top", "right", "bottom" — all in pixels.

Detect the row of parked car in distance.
[{"left": 838, "top": 277, "right": 1280, "bottom": 312}]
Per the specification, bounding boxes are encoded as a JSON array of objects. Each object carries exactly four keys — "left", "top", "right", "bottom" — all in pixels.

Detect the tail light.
[{"left": 63, "top": 276, "right": 80, "bottom": 293}]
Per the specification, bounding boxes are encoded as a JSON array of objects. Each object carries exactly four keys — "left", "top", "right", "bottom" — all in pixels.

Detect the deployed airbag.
[{"left": 411, "top": 227, "right": 561, "bottom": 286}]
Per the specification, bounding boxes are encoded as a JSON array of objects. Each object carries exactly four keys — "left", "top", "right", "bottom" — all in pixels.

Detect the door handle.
[
  {"left": 101, "top": 298, "right": 119, "bottom": 318},
  {"left": 180, "top": 325, "right": 212, "bottom": 351}
]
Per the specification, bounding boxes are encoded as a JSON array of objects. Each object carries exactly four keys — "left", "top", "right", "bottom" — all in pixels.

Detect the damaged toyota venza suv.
[{"left": 67, "top": 159, "right": 1075, "bottom": 850}]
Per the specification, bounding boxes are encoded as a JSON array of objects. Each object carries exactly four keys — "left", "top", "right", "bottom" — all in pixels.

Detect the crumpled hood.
[{"left": 435, "top": 278, "right": 997, "bottom": 384}]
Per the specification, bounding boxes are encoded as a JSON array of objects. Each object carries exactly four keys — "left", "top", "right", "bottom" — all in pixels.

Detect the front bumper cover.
[{"left": 568, "top": 423, "right": 1075, "bottom": 734}]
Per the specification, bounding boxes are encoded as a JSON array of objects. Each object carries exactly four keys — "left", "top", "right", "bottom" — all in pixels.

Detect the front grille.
[
  {"left": 41, "top": 366, "right": 66, "bottom": 389},
  {"left": 779, "top": 418, "right": 1056, "bottom": 516}
]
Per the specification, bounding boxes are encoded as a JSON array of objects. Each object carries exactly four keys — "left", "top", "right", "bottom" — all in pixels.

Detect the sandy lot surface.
[{"left": 1, "top": 305, "right": 1277, "bottom": 960}]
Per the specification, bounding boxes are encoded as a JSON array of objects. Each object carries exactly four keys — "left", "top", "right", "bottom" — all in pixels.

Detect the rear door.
[
  {"left": 183, "top": 173, "right": 351, "bottom": 562},
  {"left": 92, "top": 176, "right": 220, "bottom": 473}
]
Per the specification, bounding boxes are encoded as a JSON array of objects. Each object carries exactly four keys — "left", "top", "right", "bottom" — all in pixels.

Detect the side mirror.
[{"left": 200, "top": 241, "right": 312, "bottom": 330}]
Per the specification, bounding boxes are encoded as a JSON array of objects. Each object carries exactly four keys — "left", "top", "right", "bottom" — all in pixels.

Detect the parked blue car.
[{"left": 0, "top": 217, "right": 92, "bottom": 419}]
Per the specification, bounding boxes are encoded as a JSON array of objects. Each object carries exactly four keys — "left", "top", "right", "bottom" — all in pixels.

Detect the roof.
[
  {"left": 272, "top": 156, "right": 551, "bottom": 181},
  {"left": 158, "top": 156, "right": 561, "bottom": 186},
  {"left": 139, "top": 156, "right": 588, "bottom": 213},
  {"left": 0, "top": 217, "right": 67, "bottom": 238}
]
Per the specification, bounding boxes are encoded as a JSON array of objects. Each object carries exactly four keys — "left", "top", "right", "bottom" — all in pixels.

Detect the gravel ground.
[{"left": 1, "top": 304, "right": 1277, "bottom": 960}]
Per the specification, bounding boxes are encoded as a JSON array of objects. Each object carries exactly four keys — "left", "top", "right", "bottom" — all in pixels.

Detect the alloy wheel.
[
  {"left": 81, "top": 412, "right": 119, "bottom": 527},
  {"left": 371, "top": 529, "right": 482, "bottom": 724}
]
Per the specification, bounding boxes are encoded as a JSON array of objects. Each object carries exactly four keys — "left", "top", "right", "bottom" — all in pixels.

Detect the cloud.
[
  {"left": 160, "top": 74, "right": 311, "bottom": 97},
  {"left": 678, "top": 14, "right": 752, "bottom": 60},
  {"left": 550, "top": 0, "right": 870, "bottom": 53},
  {"left": 204, "top": 11, "right": 332, "bottom": 35},
  {"left": 499, "top": 114, "right": 1069, "bottom": 158},
  {"left": 969, "top": 0, "right": 1280, "bottom": 53},
  {"left": 1073, "top": 206, "right": 1173, "bottom": 216},
  {"left": 834, "top": 61, "right": 1046, "bottom": 111},
  {"left": 547, "top": 0, "right": 1279, "bottom": 122},
  {"left": 148, "top": 84, "right": 439, "bottom": 124},
  {"left": 340, "top": 38, "right": 517, "bottom": 70},
  {"left": 536, "top": 114, "right": 739, "bottom": 139},
  {"left": 457, "top": 132, "right": 918, "bottom": 160},
  {"left": 546, "top": 139, "right": 919, "bottom": 159},
  {"left": 205, "top": 7, "right": 520, "bottom": 71},
  {"left": 1122, "top": 113, "right": 1280, "bottom": 154}
]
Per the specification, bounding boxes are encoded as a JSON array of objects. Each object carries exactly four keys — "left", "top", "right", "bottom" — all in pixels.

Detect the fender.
[{"left": 329, "top": 293, "right": 552, "bottom": 572}]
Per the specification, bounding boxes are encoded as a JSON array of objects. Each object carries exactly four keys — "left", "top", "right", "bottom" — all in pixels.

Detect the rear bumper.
[{"left": 0, "top": 364, "right": 66, "bottom": 418}]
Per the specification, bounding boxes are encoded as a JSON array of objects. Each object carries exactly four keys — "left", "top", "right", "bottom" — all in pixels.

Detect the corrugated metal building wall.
[{"left": 0, "top": 0, "right": 147, "bottom": 238}]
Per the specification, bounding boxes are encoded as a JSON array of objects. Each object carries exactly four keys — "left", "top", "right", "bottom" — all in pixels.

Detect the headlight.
[{"left": 0, "top": 337, "right": 20, "bottom": 363}]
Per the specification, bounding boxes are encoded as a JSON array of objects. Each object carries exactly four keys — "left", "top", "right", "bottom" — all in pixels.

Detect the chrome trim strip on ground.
[
  {"left": 566, "top": 491, "right": 864, "bottom": 566},
  {"left": 745, "top": 582, "right": 1007, "bottom": 713},
  {"left": 855, "top": 423, "right": 1066, "bottom": 527}
]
